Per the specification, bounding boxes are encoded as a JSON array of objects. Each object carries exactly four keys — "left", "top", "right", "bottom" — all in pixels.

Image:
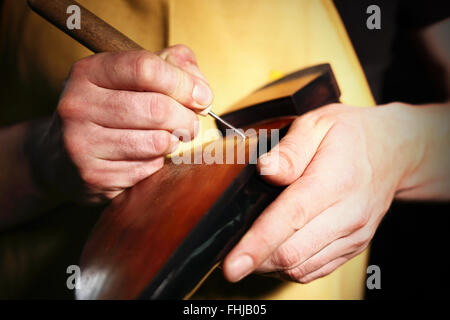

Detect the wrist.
[
  {"left": 372, "top": 102, "right": 425, "bottom": 195},
  {"left": 378, "top": 102, "right": 450, "bottom": 199}
]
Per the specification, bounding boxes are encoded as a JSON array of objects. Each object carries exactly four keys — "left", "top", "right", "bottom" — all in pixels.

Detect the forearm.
[
  {"left": 394, "top": 101, "right": 450, "bottom": 200},
  {"left": 0, "top": 118, "right": 63, "bottom": 229}
]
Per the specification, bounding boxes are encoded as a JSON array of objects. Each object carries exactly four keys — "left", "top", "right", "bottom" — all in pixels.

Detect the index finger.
[
  {"left": 73, "top": 50, "right": 213, "bottom": 111},
  {"left": 222, "top": 168, "right": 341, "bottom": 282}
]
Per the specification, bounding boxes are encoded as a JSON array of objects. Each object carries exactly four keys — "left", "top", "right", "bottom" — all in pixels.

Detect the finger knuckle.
[
  {"left": 297, "top": 263, "right": 334, "bottom": 284},
  {"left": 107, "top": 91, "right": 130, "bottom": 117},
  {"left": 171, "top": 44, "right": 196, "bottom": 62},
  {"left": 171, "top": 44, "right": 193, "bottom": 56},
  {"left": 298, "top": 271, "right": 325, "bottom": 284},
  {"left": 134, "top": 51, "right": 161, "bottom": 84},
  {"left": 297, "top": 276, "right": 313, "bottom": 284},
  {"left": 79, "top": 167, "right": 101, "bottom": 187},
  {"left": 283, "top": 265, "right": 308, "bottom": 283},
  {"left": 348, "top": 208, "right": 371, "bottom": 232},
  {"left": 70, "top": 58, "right": 90, "bottom": 78},
  {"left": 299, "top": 103, "right": 342, "bottom": 130},
  {"left": 298, "top": 272, "right": 319, "bottom": 284},
  {"left": 357, "top": 211, "right": 371, "bottom": 229},
  {"left": 58, "top": 98, "right": 80, "bottom": 121},
  {"left": 171, "top": 69, "right": 191, "bottom": 100},
  {"left": 148, "top": 131, "right": 170, "bottom": 155},
  {"left": 352, "top": 238, "right": 368, "bottom": 251},
  {"left": 148, "top": 95, "right": 169, "bottom": 125},
  {"left": 119, "top": 131, "right": 139, "bottom": 155},
  {"left": 294, "top": 110, "right": 316, "bottom": 127},
  {"left": 349, "top": 231, "right": 371, "bottom": 251},
  {"left": 312, "top": 112, "right": 335, "bottom": 130},
  {"left": 289, "top": 202, "right": 307, "bottom": 230},
  {"left": 278, "top": 137, "right": 301, "bottom": 175},
  {"left": 270, "top": 244, "right": 302, "bottom": 269},
  {"left": 187, "top": 114, "right": 199, "bottom": 138},
  {"left": 174, "top": 44, "right": 192, "bottom": 52},
  {"left": 174, "top": 116, "right": 198, "bottom": 140},
  {"left": 248, "top": 230, "right": 275, "bottom": 261}
]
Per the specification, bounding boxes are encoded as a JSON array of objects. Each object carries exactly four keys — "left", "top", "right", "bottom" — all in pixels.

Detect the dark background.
[{"left": 334, "top": 0, "right": 450, "bottom": 299}]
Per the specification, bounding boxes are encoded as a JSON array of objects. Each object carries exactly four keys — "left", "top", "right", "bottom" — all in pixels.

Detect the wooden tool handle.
[{"left": 27, "top": 0, "right": 142, "bottom": 52}]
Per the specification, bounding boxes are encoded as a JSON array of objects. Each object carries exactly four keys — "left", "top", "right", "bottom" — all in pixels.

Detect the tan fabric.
[{"left": 0, "top": 0, "right": 374, "bottom": 299}]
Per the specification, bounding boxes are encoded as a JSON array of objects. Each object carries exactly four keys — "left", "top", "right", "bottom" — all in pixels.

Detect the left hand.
[{"left": 223, "top": 103, "right": 420, "bottom": 283}]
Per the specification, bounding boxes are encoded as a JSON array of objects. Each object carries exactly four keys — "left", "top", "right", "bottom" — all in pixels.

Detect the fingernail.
[
  {"left": 228, "top": 255, "right": 253, "bottom": 282},
  {"left": 192, "top": 82, "right": 213, "bottom": 108}
]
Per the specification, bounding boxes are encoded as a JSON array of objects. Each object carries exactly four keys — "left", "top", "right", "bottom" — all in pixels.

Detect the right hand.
[{"left": 33, "top": 46, "right": 213, "bottom": 204}]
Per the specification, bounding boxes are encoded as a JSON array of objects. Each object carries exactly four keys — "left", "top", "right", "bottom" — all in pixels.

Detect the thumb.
[{"left": 257, "top": 114, "right": 332, "bottom": 186}]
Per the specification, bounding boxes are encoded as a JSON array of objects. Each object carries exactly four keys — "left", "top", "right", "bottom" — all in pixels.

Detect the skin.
[
  {"left": 221, "top": 18, "right": 450, "bottom": 284},
  {"left": 222, "top": 102, "right": 450, "bottom": 283},
  {"left": 0, "top": 18, "right": 449, "bottom": 288},
  {"left": 0, "top": 45, "right": 213, "bottom": 227}
]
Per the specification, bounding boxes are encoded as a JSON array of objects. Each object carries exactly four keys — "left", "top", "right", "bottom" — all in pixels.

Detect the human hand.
[
  {"left": 223, "top": 103, "right": 421, "bottom": 283},
  {"left": 33, "top": 45, "right": 212, "bottom": 204}
]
